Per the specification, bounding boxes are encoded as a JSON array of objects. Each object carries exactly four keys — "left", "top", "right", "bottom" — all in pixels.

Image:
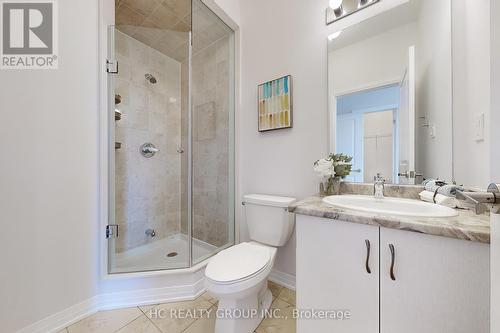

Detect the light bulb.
[{"left": 329, "top": 0, "right": 343, "bottom": 10}]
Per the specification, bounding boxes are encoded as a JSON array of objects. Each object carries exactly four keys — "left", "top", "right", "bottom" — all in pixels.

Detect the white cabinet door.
[
  {"left": 296, "top": 216, "right": 379, "bottom": 333},
  {"left": 380, "top": 228, "right": 490, "bottom": 333}
]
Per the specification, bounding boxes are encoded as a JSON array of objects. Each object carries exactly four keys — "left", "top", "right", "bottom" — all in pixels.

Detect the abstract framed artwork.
[{"left": 258, "top": 75, "right": 293, "bottom": 132}]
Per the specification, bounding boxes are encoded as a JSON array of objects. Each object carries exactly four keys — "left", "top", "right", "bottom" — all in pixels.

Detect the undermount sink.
[{"left": 322, "top": 195, "right": 459, "bottom": 218}]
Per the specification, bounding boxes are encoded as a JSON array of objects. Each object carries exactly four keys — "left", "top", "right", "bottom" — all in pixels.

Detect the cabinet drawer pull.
[
  {"left": 365, "top": 239, "right": 371, "bottom": 274},
  {"left": 389, "top": 244, "right": 396, "bottom": 281}
]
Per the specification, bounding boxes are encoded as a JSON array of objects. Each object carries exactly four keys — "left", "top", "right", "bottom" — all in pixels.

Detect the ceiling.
[{"left": 116, "top": 0, "right": 230, "bottom": 62}]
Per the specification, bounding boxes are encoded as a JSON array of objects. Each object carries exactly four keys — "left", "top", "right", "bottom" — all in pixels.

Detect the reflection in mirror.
[
  {"left": 328, "top": 0, "right": 453, "bottom": 185},
  {"left": 326, "top": 0, "right": 381, "bottom": 25}
]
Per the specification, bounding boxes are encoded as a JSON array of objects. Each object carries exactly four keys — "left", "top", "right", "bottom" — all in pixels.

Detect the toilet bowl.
[
  {"left": 205, "top": 194, "right": 296, "bottom": 333},
  {"left": 205, "top": 242, "right": 276, "bottom": 333}
]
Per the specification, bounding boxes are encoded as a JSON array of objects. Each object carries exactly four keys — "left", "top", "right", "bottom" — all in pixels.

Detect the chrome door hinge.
[
  {"left": 106, "top": 59, "right": 119, "bottom": 74},
  {"left": 106, "top": 224, "right": 119, "bottom": 239}
]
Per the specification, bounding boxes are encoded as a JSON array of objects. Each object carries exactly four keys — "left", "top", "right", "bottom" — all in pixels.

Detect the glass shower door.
[
  {"left": 108, "top": 0, "right": 191, "bottom": 273},
  {"left": 191, "top": 0, "right": 235, "bottom": 265},
  {"left": 107, "top": 0, "right": 235, "bottom": 274}
]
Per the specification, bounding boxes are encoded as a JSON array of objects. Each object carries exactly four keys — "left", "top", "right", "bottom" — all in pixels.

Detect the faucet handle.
[
  {"left": 488, "top": 183, "right": 500, "bottom": 194},
  {"left": 374, "top": 173, "right": 385, "bottom": 183}
]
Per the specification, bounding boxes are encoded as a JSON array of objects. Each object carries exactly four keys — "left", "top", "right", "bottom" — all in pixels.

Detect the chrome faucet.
[
  {"left": 453, "top": 183, "right": 500, "bottom": 215},
  {"left": 374, "top": 173, "right": 385, "bottom": 199},
  {"left": 456, "top": 191, "right": 489, "bottom": 215}
]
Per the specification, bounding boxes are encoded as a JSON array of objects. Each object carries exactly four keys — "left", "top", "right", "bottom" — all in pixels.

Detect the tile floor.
[{"left": 58, "top": 281, "right": 296, "bottom": 333}]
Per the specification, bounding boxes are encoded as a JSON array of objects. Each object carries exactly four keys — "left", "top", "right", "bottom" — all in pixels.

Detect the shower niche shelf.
[{"left": 115, "top": 94, "right": 122, "bottom": 121}]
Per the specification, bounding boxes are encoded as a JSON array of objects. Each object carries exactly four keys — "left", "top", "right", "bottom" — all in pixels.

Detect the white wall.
[
  {"left": 489, "top": 23, "right": 500, "bottom": 333},
  {"left": 415, "top": 0, "right": 453, "bottom": 181},
  {"left": 0, "top": 0, "right": 100, "bottom": 331},
  {"left": 452, "top": 0, "right": 491, "bottom": 189},
  {"left": 238, "top": 0, "right": 330, "bottom": 276},
  {"left": 492, "top": 0, "right": 500, "bottom": 184}
]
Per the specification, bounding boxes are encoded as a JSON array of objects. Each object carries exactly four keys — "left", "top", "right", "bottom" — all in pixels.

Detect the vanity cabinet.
[{"left": 296, "top": 215, "right": 490, "bottom": 333}]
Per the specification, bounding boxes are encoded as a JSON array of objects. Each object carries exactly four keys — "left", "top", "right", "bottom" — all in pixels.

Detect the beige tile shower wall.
[
  {"left": 179, "top": 36, "right": 230, "bottom": 245},
  {"left": 114, "top": 30, "right": 182, "bottom": 253},
  {"left": 183, "top": 35, "right": 231, "bottom": 247}
]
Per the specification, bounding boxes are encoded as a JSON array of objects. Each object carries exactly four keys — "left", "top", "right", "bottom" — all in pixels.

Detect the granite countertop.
[{"left": 289, "top": 196, "right": 491, "bottom": 244}]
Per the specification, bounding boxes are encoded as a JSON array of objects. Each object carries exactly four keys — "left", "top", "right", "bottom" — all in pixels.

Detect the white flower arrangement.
[
  {"left": 313, "top": 158, "right": 336, "bottom": 178},
  {"left": 314, "top": 153, "right": 353, "bottom": 195}
]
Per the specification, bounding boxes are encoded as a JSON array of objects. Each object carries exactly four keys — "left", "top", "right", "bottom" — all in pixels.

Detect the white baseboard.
[
  {"left": 269, "top": 269, "right": 296, "bottom": 290},
  {"left": 16, "top": 297, "right": 100, "bottom": 333},
  {"left": 17, "top": 277, "right": 206, "bottom": 333},
  {"left": 98, "top": 276, "right": 206, "bottom": 311},
  {"left": 18, "top": 269, "right": 295, "bottom": 333}
]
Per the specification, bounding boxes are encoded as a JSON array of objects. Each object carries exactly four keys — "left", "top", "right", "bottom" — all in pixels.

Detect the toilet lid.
[{"left": 205, "top": 243, "right": 271, "bottom": 283}]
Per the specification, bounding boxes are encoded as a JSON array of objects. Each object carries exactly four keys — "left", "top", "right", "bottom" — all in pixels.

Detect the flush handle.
[
  {"left": 365, "top": 239, "right": 371, "bottom": 274},
  {"left": 389, "top": 244, "right": 396, "bottom": 281}
]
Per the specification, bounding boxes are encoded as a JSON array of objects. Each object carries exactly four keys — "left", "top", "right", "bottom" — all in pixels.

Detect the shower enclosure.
[{"left": 107, "top": 0, "right": 235, "bottom": 274}]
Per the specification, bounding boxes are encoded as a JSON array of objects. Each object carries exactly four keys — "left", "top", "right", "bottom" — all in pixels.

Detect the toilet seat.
[{"left": 205, "top": 242, "right": 272, "bottom": 285}]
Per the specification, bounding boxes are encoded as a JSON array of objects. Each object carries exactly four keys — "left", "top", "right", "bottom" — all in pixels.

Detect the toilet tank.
[{"left": 243, "top": 194, "right": 296, "bottom": 247}]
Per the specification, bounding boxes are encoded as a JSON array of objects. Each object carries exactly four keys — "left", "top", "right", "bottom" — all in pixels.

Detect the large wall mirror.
[{"left": 328, "top": 0, "right": 453, "bottom": 185}]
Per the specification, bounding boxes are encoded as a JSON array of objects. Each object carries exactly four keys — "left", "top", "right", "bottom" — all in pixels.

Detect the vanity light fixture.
[
  {"left": 326, "top": 0, "right": 380, "bottom": 25},
  {"left": 329, "top": 0, "right": 343, "bottom": 9},
  {"left": 329, "top": 0, "right": 344, "bottom": 16},
  {"left": 328, "top": 31, "right": 343, "bottom": 41}
]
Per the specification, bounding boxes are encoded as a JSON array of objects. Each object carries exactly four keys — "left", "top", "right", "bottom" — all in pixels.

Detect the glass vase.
[{"left": 321, "top": 176, "right": 342, "bottom": 196}]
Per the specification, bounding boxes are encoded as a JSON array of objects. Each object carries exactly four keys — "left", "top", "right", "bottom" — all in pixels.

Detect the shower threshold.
[{"left": 111, "top": 234, "right": 217, "bottom": 274}]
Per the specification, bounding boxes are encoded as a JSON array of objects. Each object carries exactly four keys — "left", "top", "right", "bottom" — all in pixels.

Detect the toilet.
[{"left": 205, "top": 194, "right": 296, "bottom": 333}]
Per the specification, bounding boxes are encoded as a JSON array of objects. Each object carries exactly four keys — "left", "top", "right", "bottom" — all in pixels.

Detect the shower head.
[{"left": 145, "top": 73, "right": 157, "bottom": 84}]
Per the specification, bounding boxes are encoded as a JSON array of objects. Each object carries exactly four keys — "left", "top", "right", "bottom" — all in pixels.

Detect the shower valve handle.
[
  {"left": 144, "top": 146, "right": 159, "bottom": 153},
  {"left": 140, "top": 143, "right": 159, "bottom": 158}
]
